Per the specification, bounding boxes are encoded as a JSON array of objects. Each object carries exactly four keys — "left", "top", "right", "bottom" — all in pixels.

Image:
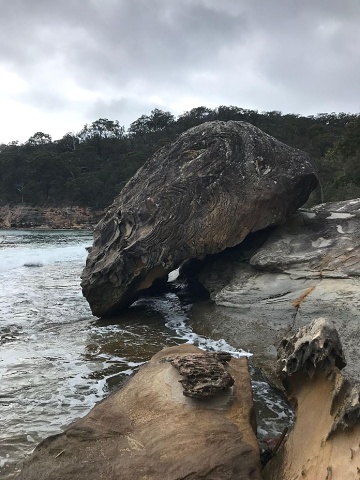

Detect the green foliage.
[
  {"left": 27, "top": 132, "right": 52, "bottom": 146},
  {"left": 0, "top": 110, "right": 359, "bottom": 209},
  {"left": 317, "top": 117, "right": 360, "bottom": 201}
]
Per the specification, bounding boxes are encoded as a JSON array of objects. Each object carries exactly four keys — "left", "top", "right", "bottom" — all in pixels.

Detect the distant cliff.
[{"left": 0, "top": 205, "right": 103, "bottom": 230}]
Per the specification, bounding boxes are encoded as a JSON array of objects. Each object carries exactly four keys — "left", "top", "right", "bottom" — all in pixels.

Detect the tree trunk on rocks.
[{"left": 81, "top": 120, "right": 318, "bottom": 316}]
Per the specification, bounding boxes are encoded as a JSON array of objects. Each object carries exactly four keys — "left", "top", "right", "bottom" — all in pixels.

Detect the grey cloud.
[
  {"left": 0, "top": 0, "right": 360, "bottom": 143},
  {"left": 1, "top": 0, "right": 245, "bottom": 83}
]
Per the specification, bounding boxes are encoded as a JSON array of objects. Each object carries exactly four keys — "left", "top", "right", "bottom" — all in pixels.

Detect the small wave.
[
  {"left": 0, "top": 325, "right": 23, "bottom": 345},
  {"left": 23, "top": 262, "right": 44, "bottom": 268}
]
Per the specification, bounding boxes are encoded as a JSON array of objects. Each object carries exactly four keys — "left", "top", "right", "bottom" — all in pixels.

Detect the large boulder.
[
  {"left": 190, "top": 199, "right": 360, "bottom": 382},
  {"left": 263, "top": 319, "right": 360, "bottom": 480},
  {"left": 81, "top": 121, "right": 317, "bottom": 316},
  {"left": 16, "top": 345, "right": 262, "bottom": 480}
]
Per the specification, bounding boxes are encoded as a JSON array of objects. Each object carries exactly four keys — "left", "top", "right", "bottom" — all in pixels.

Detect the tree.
[
  {"left": 128, "top": 109, "right": 175, "bottom": 136},
  {"left": 78, "top": 118, "right": 125, "bottom": 142},
  {"left": 56, "top": 133, "right": 79, "bottom": 152},
  {"left": 177, "top": 106, "right": 214, "bottom": 130},
  {"left": 317, "top": 116, "right": 360, "bottom": 201},
  {"left": 27, "top": 132, "right": 52, "bottom": 146},
  {"left": 78, "top": 118, "right": 125, "bottom": 156}
]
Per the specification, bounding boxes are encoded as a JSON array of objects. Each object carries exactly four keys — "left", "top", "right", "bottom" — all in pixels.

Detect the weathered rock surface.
[
  {"left": 190, "top": 199, "right": 360, "bottom": 382},
  {"left": 0, "top": 205, "right": 102, "bottom": 229},
  {"left": 169, "top": 352, "right": 234, "bottom": 399},
  {"left": 81, "top": 120, "right": 318, "bottom": 316},
  {"left": 263, "top": 319, "right": 360, "bottom": 480},
  {"left": 16, "top": 345, "right": 262, "bottom": 480}
]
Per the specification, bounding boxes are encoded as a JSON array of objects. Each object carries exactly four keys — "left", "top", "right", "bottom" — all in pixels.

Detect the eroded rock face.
[
  {"left": 263, "top": 319, "right": 360, "bottom": 480},
  {"left": 277, "top": 318, "right": 347, "bottom": 378},
  {"left": 169, "top": 352, "right": 234, "bottom": 399},
  {"left": 17, "top": 345, "right": 262, "bottom": 480},
  {"left": 81, "top": 121, "right": 317, "bottom": 316},
  {"left": 190, "top": 199, "right": 360, "bottom": 382}
]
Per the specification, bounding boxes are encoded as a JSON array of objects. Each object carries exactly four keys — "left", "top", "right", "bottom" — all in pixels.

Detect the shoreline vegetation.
[{"left": 1, "top": 107, "right": 360, "bottom": 212}]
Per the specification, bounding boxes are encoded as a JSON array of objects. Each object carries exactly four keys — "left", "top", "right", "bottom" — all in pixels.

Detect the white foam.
[
  {"left": 326, "top": 212, "right": 354, "bottom": 219},
  {"left": 161, "top": 292, "right": 251, "bottom": 358},
  {"left": 311, "top": 237, "right": 332, "bottom": 248}
]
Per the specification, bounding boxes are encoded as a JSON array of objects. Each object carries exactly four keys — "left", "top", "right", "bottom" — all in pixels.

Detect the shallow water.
[{"left": 0, "top": 230, "right": 292, "bottom": 478}]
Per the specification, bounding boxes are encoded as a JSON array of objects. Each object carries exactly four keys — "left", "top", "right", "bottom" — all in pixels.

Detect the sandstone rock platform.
[
  {"left": 16, "top": 345, "right": 262, "bottom": 480},
  {"left": 190, "top": 199, "right": 360, "bottom": 382}
]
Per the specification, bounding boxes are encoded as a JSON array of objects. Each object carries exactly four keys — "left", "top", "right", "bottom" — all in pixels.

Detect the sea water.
[{"left": 0, "top": 230, "right": 292, "bottom": 478}]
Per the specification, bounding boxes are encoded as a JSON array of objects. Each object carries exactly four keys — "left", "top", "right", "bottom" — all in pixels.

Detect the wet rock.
[
  {"left": 190, "top": 199, "right": 360, "bottom": 382},
  {"left": 81, "top": 120, "right": 317, "bottom": 316},
  {"left": 169, "top": 352, "right": 234, "bottom": 399},
  {"left": 263, "top": 319, "right": 360, "bottom": 480},
  {"left": 16, "top": 345, "right": 262, "bottom": 480}
]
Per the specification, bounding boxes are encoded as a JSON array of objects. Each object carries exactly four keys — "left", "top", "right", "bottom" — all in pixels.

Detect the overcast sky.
[{"left": 1, "top": 0, "right": 359, "bottom": 144}]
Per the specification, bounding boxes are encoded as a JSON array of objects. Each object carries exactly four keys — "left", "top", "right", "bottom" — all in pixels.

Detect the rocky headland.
[
  {"left": 15, "top": 121, "right": 360, "bottom": 479},
  {"left": 0, "top": 205, "right": 103, "bottom": 230}
]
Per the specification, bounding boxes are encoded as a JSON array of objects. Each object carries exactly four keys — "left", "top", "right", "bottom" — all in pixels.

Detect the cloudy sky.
[{"left": 1, "top": 0, "right": 359, "bottom": 144}]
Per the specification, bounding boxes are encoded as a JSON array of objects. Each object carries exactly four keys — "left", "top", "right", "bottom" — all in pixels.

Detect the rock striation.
[
  {"left": 16, "top": 345, "right": 262, "bottom": 480},
  {"left": 263, "top": 318, "right": 360, "bottom": 480},
  {"left": 81, "top": 121, "right": 318, "bottom": 316},
  {"left": 190, "top": 198, "right": 360, "bottom": 381}
]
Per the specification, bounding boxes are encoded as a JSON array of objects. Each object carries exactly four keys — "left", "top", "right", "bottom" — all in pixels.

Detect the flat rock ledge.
[
  {"left": 81, "top": 120, "right": 317, "bottom": 316},
  {"left": 16, "top": 345, "right": 262, "bottom": 480},
  {"left": 190, "top": 198, "right": 360, "bottom": 382}
]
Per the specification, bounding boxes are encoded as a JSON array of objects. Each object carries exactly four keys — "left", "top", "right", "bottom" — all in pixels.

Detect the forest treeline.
[{"left": 0, "top": 106, "right": 359, "bottom": 209}]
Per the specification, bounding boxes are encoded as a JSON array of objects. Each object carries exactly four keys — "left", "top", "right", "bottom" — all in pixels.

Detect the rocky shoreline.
[
  {"left": 0, "top": 205, "right": 103, "bottom": 230},
  {"left": 188, "top": 198, "right": 360, "bottom": 384},
  {"left": 16, "top": 321, "right": 360, "bottom": 480},
  {"left": 12, "top": 121, "right": 360, "bottom": 479}
]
